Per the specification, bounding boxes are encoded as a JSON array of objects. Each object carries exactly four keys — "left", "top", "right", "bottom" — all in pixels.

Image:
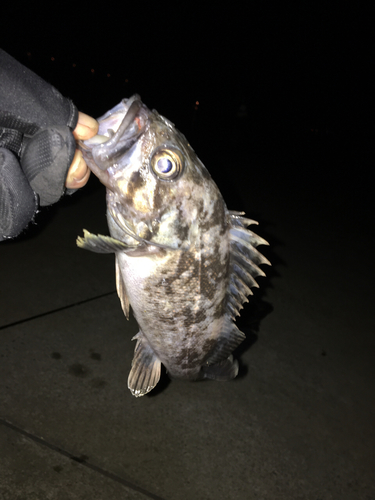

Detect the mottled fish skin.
[{"left": 77, "top": 95, "right": 270, "bottom": 395}]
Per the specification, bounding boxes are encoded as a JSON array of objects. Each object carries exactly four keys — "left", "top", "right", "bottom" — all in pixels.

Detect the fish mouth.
[{"left": 78, "top": 95, "right": 148, "bottom": 184}]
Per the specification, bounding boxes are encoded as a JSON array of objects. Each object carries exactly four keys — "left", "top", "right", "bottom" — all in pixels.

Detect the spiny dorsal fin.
[
  {"left": 226, "top": 212, "right": 270, "bottom": 316},
  {"left": 230, "top": 226, "right": 270, "bottom": 248},
  {"left": 115, "top": 257, "right": 130, "bottom": 320},
  {"left": 128, "top": 333, "right": 161, "bottom": 397},
  {"left": 228, "top": 211, "right": 259, "bottom": 228},
  {"left": 76, "top": 229, "right": 138, "bottom": 254}
]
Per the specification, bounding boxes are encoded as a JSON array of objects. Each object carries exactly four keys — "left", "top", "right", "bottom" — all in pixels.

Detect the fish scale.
[{"left": 77, "top": 95, "right": 270, "bottom": 397}]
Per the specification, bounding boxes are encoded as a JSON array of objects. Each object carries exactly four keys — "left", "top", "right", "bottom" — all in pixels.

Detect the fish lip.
[{"left": 79, "top": 96, "right": 148, "bottom": 172}]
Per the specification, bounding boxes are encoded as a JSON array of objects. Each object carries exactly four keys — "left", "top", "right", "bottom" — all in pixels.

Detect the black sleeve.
[
  {"left": 0, "top": 49, "right": 79, "bottom": 240},
  {"left": 0, "top": 49, "right": 78, "bottom": 147}
]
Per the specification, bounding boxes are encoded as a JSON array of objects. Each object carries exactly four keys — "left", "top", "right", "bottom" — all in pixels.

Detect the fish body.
[{"left": 77, "top": 95, "right": 270, "bottom": 396}]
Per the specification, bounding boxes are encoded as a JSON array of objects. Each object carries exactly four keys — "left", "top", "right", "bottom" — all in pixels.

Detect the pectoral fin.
[
  {"left": 115, "top": 257, "right": 130, "bottom": 319},
  {"left": 128, "top": 333, "right": 161, "bottom": 397},
  {"left": 76, "top": 229, "right": 137, "bottom": 253}
]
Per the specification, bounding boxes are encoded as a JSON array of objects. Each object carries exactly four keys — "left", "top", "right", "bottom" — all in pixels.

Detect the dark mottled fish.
[{"left": 77, "top": 95, "right": 270, "bottom": 397}]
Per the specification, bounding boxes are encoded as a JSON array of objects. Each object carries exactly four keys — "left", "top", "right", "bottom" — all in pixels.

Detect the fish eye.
[{"left": 150, "top": 147, "right": 183, "bottom": 181}]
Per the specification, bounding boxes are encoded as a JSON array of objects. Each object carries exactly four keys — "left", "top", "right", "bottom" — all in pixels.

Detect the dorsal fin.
[
  {"left": 226, "top": 212, "right": 270, "bottom": 317},
  {"left": 205, "top": 317, "right": 246, "bottom": 365},
  {"left": 195, "top": 212, "right": 269, "bottom": 367}
]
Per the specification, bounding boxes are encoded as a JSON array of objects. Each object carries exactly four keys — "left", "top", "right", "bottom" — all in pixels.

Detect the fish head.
[{"left": 79, "top": 95, "right": 226, "bottom": 250}]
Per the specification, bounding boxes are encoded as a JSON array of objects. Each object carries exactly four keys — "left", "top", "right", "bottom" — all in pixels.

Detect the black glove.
[{"left": 0, "top": 49, "right": 79, "bottom": 241}]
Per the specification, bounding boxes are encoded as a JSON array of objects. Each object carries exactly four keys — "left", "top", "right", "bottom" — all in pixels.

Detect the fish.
[{"left": 76, "top": 94, "right": 270, "bottom": 397}]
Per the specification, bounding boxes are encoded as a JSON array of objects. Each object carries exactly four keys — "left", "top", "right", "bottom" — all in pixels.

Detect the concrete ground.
[{"left": 1, "top": 127, "right": 374, "bottom": 499}]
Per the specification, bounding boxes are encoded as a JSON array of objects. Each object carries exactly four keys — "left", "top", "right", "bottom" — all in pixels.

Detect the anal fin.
[{"left": 128, "top": 333, "right": 161, "bottom": 397}]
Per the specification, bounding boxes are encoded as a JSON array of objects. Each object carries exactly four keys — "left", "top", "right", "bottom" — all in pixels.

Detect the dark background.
[
  {"left": 2, "top": 3, "right": 374, "bottom": 302},
  {"left": 1, "top": 2, "right": 374, "bottom": 263},
  {"left": 2, "top": 4, "right": 374, "bottom": 229},
  {"left": 1, "top": 3, "right": 374, "bottom": 277},
  {"left": 3, "top": 4, "right": 374, "bottom": 134},
  {"left": 2, "top": 4, "right": 374, "bottom": 206}
]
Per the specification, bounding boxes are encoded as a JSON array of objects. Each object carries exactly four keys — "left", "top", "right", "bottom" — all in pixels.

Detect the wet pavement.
[{"left": 1, "top": 129, "right": 374, "bottom": 499}]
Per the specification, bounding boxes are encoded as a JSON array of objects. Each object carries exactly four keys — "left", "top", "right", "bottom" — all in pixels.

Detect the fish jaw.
[{"left": 78, "top": 95, "right": 148, "bottom": 189}]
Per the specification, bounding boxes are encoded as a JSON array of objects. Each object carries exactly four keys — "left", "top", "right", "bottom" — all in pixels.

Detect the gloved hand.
[{"left": 0, "top": 49, "right": 98, "bottom": 241}]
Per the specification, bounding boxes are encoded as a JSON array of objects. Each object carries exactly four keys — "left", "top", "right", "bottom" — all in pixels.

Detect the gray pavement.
[{"left": 1, "top": 134, "right": 374, "bottom": 499}]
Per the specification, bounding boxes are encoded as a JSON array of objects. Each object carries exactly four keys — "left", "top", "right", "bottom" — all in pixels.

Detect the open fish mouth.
[{"left": 78, "top": 95, "right": 148, "bottom": 173}]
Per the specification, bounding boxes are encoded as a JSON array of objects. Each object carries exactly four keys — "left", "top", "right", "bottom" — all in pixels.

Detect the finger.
[
  {"left": 73, "top": 112, "right": 99, "bottom": 141},
  {"left": 65, "top": 149, "right": 91, "bottom": 189}
]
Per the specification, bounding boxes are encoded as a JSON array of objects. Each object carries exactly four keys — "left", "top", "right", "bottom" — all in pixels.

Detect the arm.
[{"left": 0, "top": 49, "right": 98, "bottom": 240}]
